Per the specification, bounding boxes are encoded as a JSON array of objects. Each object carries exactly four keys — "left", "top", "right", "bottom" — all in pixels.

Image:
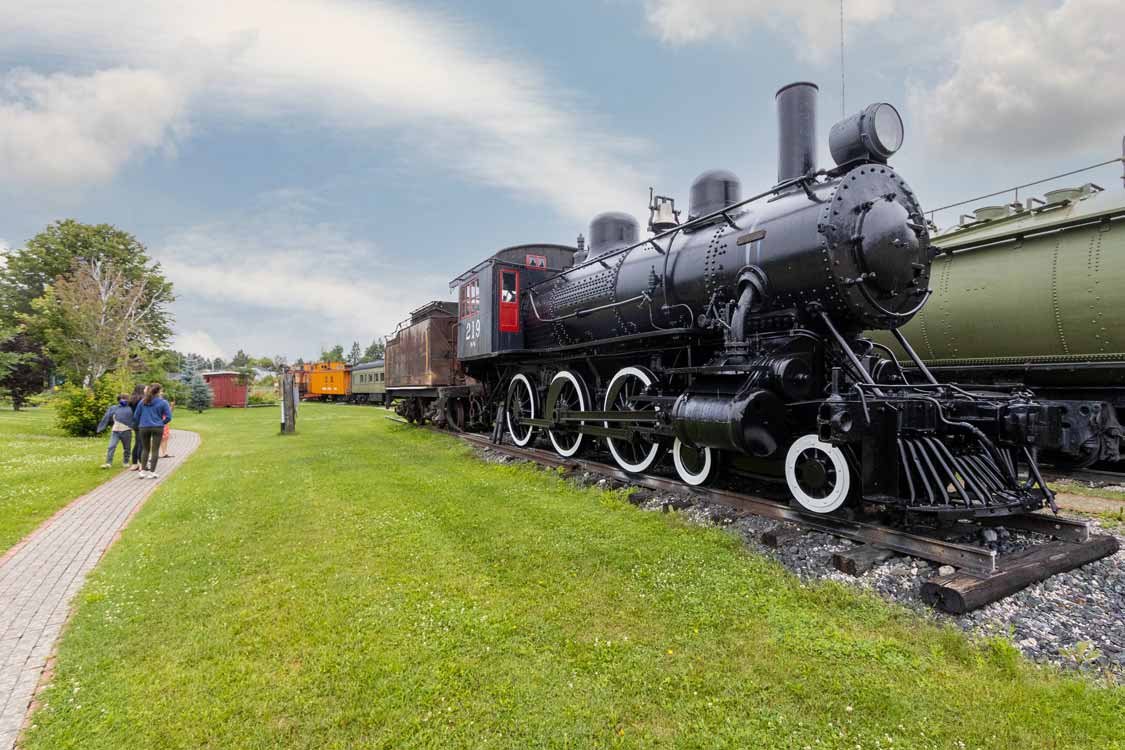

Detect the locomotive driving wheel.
[
  {"left": 672, "top": 439, "right": 717, "bottom": 486},
  {"left": 784, "top": 434, "right": 852, "bottom": 513},
  {"left": 505, "top": 374, "right": 538, "bottom": 447},
  {"left": 546, "top": 370, "right": 589, "bottom": 457},
  {"left": 604, "top": 366, "right": 665, "bottom": 473}
]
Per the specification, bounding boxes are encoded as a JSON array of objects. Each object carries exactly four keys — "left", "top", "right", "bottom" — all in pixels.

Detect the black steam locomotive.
[{"left": 422, "top": 82, "right": 1101, "bottom": 521}]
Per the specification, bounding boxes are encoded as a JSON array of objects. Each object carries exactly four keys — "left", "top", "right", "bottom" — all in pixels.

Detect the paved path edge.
[{"left": 0, "top": 429, "right": 201, "bottom": 750}]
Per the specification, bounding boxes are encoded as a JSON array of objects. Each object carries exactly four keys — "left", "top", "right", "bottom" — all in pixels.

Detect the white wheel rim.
[
  {"left": 604, "top": 366, "right": 662, "bottom": 473},
  {"left": 506, "top": 374, "right": 536, "bottom": 447},
  {"left": 784, "top": 434, "right": 851, "bottom": 513},
  {"left": 548, "top": 370, "right": 585, "bottom": 457},
  {"left": 672, "top": 438, "right": 713, "bottom": 486}
]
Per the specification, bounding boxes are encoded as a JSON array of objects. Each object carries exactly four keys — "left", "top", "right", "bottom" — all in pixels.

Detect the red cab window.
[{"left": 499, "top": 269, "right": 520, "bottom": 333}]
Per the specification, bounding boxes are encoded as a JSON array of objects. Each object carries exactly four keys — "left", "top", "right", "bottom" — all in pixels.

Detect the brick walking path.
[{"left": 0, "top": 429, "right": 200, "bottom": 749}]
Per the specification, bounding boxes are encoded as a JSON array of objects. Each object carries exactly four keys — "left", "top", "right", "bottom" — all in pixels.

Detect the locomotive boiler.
[{"left": 431, "top": 81, "right": 1100, "bottom": 521}]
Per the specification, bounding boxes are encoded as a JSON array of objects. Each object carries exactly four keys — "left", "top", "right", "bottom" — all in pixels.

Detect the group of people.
[{"left": 95, "top": 382, "right": 174, "bottom": 478}]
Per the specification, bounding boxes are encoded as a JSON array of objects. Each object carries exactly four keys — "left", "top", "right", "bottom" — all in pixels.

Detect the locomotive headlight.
[{"left": 829, "top": 102, "right": 904, "bottom": 166}]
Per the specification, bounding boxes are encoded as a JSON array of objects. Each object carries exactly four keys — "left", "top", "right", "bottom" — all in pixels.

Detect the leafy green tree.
[
  {"left": 322, "top": 344, "right": 345, "bottom": 363},
  {"left": 0, "top": 328, "right": 48, "bottom": 410},
  {"left": 231, "top": 349, "right": 251, "bottom": 368},
  {"left": 211, "top": 357, "right": 226, "bottom": 370},
  {"left": 362, "top": 338, "right": 385, "bottom": 362},
  {"left": 29, "top": 257, "right": 174, "bottom": 387},
  {"left": 0, "top": 220, "right": 173, "bottom": 333},
  {"left": 187, "top": 374, "right": 213, "bottom": 413}
]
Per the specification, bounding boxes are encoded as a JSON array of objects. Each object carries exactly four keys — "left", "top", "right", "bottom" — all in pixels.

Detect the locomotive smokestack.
[{"left": 776, "top": 82, "right": 818, "bottom": 184}]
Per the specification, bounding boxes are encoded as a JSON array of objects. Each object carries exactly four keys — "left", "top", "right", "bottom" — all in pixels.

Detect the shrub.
[
  {"left": 247, "top": 392, "right": 277, "bottom": 406},
  {"left": 55, "top": 380, "right": 116, "bottom": 436}
]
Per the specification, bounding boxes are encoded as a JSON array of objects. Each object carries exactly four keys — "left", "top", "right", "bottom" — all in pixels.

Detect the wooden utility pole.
[{"left": 280, "top": 371, "right": 297, "bottom": 434}]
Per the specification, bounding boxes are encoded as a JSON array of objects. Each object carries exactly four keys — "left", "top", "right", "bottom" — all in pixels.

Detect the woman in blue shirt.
[{"left": 133, "top": 382, "right": 173, "bottom": 478}]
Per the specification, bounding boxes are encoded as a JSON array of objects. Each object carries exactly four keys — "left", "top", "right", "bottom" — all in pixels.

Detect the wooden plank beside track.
[
  {"left": 920, "top": 535, "right": 1121, "bottom": 614},
  {"left": 833, "top": 544, "right": 897, "bottom": 576},
  {"left": 760, "top": 525, "right": 806, "bottom": 548}
]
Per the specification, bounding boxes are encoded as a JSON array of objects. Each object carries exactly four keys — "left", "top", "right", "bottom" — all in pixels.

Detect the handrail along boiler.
[{"left": 443, "top": 82, "right": 1092, "bottom": 520}]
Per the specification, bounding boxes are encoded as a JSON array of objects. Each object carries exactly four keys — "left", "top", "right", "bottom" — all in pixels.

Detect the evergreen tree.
[
  {"left": 347, "top": 341, "right": 362, "bottom": 365},
  {"left": 181, "top": 353, "right": 208, "bottom": 381},
  {"left": 187, "top": 374, "right": 213, "bottom": 413},
  {"left": 231, "top": 349, "right": 251, "bottom": 368},
  {"left": 212, "top": 357, "right": 226, "bottom": 370}
]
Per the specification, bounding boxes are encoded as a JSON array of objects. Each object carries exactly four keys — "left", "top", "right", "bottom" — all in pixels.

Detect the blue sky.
[{"left": 0, "top": 0, "right": 1121, "bottom": 361}]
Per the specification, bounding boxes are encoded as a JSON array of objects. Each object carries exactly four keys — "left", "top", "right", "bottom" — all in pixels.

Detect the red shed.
[{"left": 202, "top": 371, "right": 249, "bottom": 408}]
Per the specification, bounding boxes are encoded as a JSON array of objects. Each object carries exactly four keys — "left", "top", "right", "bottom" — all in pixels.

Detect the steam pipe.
[{"left": 728, "top": 284, "right": 756, "bottom": 344}]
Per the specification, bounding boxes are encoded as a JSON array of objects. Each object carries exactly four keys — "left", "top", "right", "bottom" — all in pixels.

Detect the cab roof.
[{"left": 449, "top": 243, "right": 577, "bottom": 289}]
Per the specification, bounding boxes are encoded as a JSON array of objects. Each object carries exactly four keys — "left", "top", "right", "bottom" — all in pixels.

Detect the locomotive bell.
[
  {"left": 648, "top": 189, "right": 681, "bottom": 233},
  {"left": 587, "top": 212, "right": 639, "bottom": 259},
  {"left": 688, "top": 170, "right": 741, "bottom": 220}
]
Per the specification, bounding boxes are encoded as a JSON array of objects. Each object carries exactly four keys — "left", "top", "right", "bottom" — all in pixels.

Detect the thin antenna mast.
[{"left": 839, "top": 0, "right": 846, "bottom": 117}]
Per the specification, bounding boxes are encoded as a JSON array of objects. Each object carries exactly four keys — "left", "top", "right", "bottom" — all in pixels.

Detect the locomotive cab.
[{"left": 451, "top": 243, "right": 577, "bottom": 360}]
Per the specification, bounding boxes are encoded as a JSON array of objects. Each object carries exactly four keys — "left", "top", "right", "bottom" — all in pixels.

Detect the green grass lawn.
[
  {"left": 0, "top": 406, "right": 119, "bottom": 553},
  {"left": 22, "top": 404, "right": 1125, "bottom": 749}
]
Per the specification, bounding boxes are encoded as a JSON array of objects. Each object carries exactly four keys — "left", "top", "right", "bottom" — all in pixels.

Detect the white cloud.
[
  {"left": 912, "top": 0, "right": 1124, "bottom": 158},
  {"left": 642, "top": 0, "right": 895, "bottom": 59},
  {"left": 156, "top": 205, "right": 447, "bottom": 358},
  {"left": 0, "top": 67, "right": 188, "bottom": 187},
  {"left": 172, "top": 330, "right": 226, "bottom": 361},
  {"left": 0, "top": 0, "right": 647, "bottom": 219}
]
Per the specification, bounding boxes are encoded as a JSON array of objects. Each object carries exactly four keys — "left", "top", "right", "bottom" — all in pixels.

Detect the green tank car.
[{"left": 872, "top": 181, "right": 1125, "bottom": 466}]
